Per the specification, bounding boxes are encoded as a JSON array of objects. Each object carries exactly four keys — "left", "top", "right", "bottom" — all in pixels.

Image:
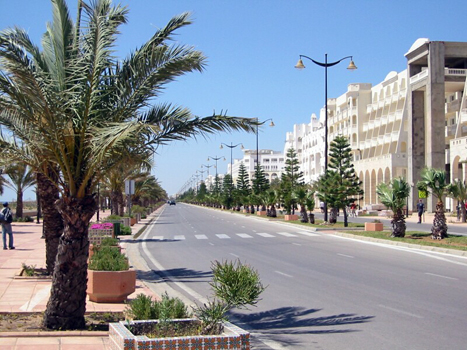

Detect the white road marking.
[
  {"left": 230, "top": 253, "right": 240, "bottom": 258},
  {"left": 378, "top": 304, "right": 423, "bottom": 319},
  {"left": 337, "top": 253, "right": 354, "bottom": 258},
  {"left": 216, "top": 234, "right": 230, "bottom": 239},
  {"left": 276, "top": 232, "right": 297, "bottom": 237},
  {"left": 425, "top": 273, "right": 458, "bottom": 280},
  {"left": 292, "top": 243, "right": 302, "bottom": 246},
  {"left": 174, "top": 235, "right": 185, "bottom": 240},
  {"left": 257, "top": 232, "right": 275, "bottom": 238},
  {"left": 195, "top": 235, "right": 208, "bottom": 240},
  {"left": 209, "top": 243, "right": 215, "bottom": 246},
  {"left": 296, "top": 231, "right": 319, "bottom": 237},
  {"left": 275, "top": 271, "right": 293, "bottom": 278},
  {"left": 237, "top": 233, "right": 253, "bottom": 238},
  {"left": 152, "top": 236, "right": 164, "bottom": 240}
]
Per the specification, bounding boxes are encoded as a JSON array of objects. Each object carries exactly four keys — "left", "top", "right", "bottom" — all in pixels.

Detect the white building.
[{"left": 286, "top": 39, "right": 467, "bottom": 212}]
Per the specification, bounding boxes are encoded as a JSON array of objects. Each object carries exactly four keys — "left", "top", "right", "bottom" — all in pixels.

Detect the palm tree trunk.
[
  {"left": 329, "top": 207, "right": 338, "bottom": 223},
  {"left": 300, "top": 206, "right": 308, "bottom": 223},
  {"left": 43, "top": 195, "right": 97, "bottom": 330},
  {"left": 432, "top": 200, "right": 448, "bottom": 239},
  {"left": 270, "top": 204, "right": 277, "bottom": 218},
  {"left": 110, "top": 190, "right": 119, "bottom": 215},
  {"left": 15, "top": 186, "right": 23, "bottom": 218},
  {"left": 36, "top": 172, "right": 64, "bottom": 275},
  {"left": 391, "top": 209, "right": 406, "bottom": 237}
]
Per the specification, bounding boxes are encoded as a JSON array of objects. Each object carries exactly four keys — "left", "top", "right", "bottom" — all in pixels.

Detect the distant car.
[{"left": 169, "top": 200, "right": 176, "bottom": 205}]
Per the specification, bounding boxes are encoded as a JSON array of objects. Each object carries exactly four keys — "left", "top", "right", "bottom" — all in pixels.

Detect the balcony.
[{"left": 410, "top": 70, "right": 428, "bottom": 85}]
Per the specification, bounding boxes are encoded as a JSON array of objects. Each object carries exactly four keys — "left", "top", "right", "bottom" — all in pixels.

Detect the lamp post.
[
  {"left": 207, "top": 156, "right": 225, "bottom": 193},
  {"left": 201, "top": 164, "right": 213, "bottom": 189},
  {"left": 295, "top": 54, "right": 357, "bottom": 221},
  {"left": 220, "top": 142, "right": 244, "bottom": 208}
]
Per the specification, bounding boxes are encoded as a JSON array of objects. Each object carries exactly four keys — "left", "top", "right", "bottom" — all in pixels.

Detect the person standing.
[
  {"left": 416, "top": 199, "right": 424, "bottom": 224},
  {"left": 1, "top": 202, "right": 14, "bottom": 250}
]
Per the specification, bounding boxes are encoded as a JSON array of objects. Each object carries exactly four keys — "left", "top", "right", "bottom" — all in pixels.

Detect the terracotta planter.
[
  {"left": 130, "top": 218, "right": 136, "bottom": 226},
  {"left": 87, "top": 269, "right": 136, "bottom": 303},
  {"left": 257, "top": 211, "right": 267, "bottom": 216},
  {"left": 365, "top": 222, "right": 384, "bottom": 231},
  {"left": 284, "top": 214, "right": 299, "bottom": 221},
  {"left": 109, "top": 319, "right": 250, "bottom": 350}
]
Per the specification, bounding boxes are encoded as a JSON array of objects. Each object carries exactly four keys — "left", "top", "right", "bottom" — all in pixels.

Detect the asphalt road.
[{"left": 136, "top": 204, "right": 467, "bottom": 350}]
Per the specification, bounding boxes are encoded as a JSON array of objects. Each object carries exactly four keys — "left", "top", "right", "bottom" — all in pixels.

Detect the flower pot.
[
  {"left": 87, "top": 269, "right": 136, "bottom": 303},
  {"left": 89, "top": 244, "right": 121, "bottom": 260},
  {"left": 365, "top": 222, "right": 384, "bottom": 231},
  {"left": 284, "top": 214, "right": 298, "bottom": 221},
  {"left": 109, "top": 319, "right": 250, "bottom": 350},
  {"left": 130, "top": 218, "right": 136, "bottom": 226},
  {"left": 257, "top": 211, "right": 267, "bottom": 216}
]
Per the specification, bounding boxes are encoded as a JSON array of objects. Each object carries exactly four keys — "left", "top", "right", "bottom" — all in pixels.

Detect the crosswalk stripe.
[
  {"left": 216, "top": 234, "right": 230, "bottom": 239},
  {"left": 174, "top": 235, "right": 185, "bottom": 240},
  {"left": 195, "top": 235, "right": 208, "bottom": 240},
  {"left": 276, "top": 232, "right": 297, "bottom": 237},
  {"left": 236, "top": 233, "right": 253, "bottom": 238},
  {"left": 296, "top": 231, "right": 319, "bottom": 237},
  {"left": 152, "top": 236, "right": 164, "bottom": 240},
  {"left": 256, "top": 232, "right": 275, "bottom": 238}
]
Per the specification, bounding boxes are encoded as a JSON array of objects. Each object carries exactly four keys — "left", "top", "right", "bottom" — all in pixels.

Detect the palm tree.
[
  {"left": 447, "top": 179, "right": 467, "bottom": 223},
  {"left": 305, "top": 190, "right": 315, "bottom": 224},
  {"left": 3, "top": 162, "right": 36, "bottom": 218},
  {"left": 293, "top": 186, "right": 309, "bottom": 223},
  {"left": 0, "top": 0, "right": 256, "bottom": 330},
  {"left": 376, "top": 177, "right": 410, "bottom": 237},
  {"left": 417, "top": 168, "right": 449, "bottom": 239}
]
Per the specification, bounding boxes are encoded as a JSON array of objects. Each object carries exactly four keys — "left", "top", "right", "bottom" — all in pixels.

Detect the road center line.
[
  {"left": 425, "top": 272, "right": 458, "bottom": 280},
  {"left": 292, "top": 243, "right": 302, "bottom": 246},
  {"left": 378, "top": 304, "right": 423, "bottom": 319},
  {"left": 337, "top": 253, "right": 354, "bottom": 258},
  {"left": 230, "top": 253, "right": 239, "bottom": 258},
  {"left": 275, "top": 271, "right": 293, "bottom": 278}
]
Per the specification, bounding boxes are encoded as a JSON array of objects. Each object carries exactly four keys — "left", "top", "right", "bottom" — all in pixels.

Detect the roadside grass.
[{"left": 345, "top": 230, "right": 467, "bottom": 251}]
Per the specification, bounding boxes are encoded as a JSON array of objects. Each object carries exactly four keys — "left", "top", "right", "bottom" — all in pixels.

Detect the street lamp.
[
  {"left": 201, "top": 164, "right": 214, "bottom": 189},
  {"left": 207, "top": 156, "right": 226, "bottom": 193},
  {"left": 220, "top": 142, "right": 244, "bottom": 208},
  {"left": 295, "top": 54, "right": 357, "bottom": 221}
]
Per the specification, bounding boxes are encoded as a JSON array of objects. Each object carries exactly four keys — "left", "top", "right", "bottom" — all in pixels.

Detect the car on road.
[{"left": 169, "top": 200, "right": 176, "bottom": 205}]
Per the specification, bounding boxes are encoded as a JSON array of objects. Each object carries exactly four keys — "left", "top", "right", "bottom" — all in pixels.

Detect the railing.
[
  {"left": 410, "top": 70, "right": 428, "bottom": 85},
  {"left": 445, "top": 68, "right": 467, "bottom": 76}
]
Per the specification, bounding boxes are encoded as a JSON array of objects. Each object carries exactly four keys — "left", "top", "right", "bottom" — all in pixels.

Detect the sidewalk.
[{"left": 0, "top": 209, "right": 160, "bottom": 350}]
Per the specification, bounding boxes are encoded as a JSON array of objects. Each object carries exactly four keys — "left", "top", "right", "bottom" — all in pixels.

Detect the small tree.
[
  {"left": 305, "top": 190, "right": 315, "bottom": 224},
  {"left": 448, "top": 179, "right": 467, "bottom": 223},
  {"left": 281, "top": 148, "right": 304, "bottom": 215},
  {"left": 316, "top": 136, "right": 363, "bottom": 226},
  {"left": 376, "top": 177, "right": 410, "bottom": 237},
  {"left": 252, "top": 164, "right": 269, "bottom": 210},
  {"left": 417, "top": 168, "right": 449, "bottom": 239},
  {"left": 293, "top": 187, "right": 309, "bottom": 223},
  {"left": 235, "top": 163, "right": 251, "bottom": 209},
  {"left": 221, "top": 174, "right": 234, "bottom": 209},
  {"left": 4, "top": 162, "right": 36, "bottom": 218}
]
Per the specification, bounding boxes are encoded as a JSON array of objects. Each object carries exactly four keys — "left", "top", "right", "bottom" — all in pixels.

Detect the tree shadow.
[
  {"left": 229, "top": 306, "right": 374, "bottom": 335},
  {"left": 136, "top": 267, "right": 213, "bottom": 285}
]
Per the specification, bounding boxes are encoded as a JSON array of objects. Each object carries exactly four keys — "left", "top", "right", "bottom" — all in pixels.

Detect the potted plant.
[
  {"left": 87, "top": 246, "right": 136, "bottom": 303},
  {"left": 89, "top": 237, "right": 121, "bottom": 260},
  {"left": 365, "top": 219, "right": 384, "bottom": 231},
  {"left": 109, "top": 259, "right": 264, "bottom": 349}
]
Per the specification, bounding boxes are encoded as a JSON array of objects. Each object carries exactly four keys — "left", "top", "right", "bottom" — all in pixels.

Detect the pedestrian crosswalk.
[{"left": 151, "top": 231, "right": 320, "bottom": 241}]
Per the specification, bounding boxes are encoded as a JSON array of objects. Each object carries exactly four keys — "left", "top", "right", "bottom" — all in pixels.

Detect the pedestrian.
[
  {"left": 0, "top": 202, "right": 14, "bottom": 250},
  {"left": 416, "top": 199, "right": 424, "bottom": 224},
  {"left": 320, "top": 201, "right": 324, "bottom": 213}
]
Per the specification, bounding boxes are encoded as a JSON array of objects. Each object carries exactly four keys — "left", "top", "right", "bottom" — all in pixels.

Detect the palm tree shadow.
[
  {"left": 135, "top": 267, "right": 213, "bottom": 284},
  {"left": 229, "top": 306, "right": 374, "bottom": 335}
]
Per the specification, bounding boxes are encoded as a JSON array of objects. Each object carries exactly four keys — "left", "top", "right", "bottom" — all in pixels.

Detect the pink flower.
[{"left": 90, "top": 223, "right": 114, "bottom": 230}]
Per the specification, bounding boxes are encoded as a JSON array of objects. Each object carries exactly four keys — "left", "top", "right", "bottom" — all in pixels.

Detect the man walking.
[
  {"left": 1, "top": 202, "right": 14, "bottom": 250},
  {"left": 416, "top": 199, "right": 424, "bottom": 224}
]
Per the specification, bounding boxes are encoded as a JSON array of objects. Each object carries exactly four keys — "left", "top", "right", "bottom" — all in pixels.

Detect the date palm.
[
  {"left": 0, "top": 0, "right": 255, "bottom": 330},
  {"left": 447, "top": 179, "right": 467, "bottom": 223},
  {"left": 417, "top": 168, "right": 449, "bottom": 239},
  {"left": 376, "top": 177, "right": 410, "bottom": 237},
  {"left": 3, "top": 162, "right": 36, "bottom": 218}
]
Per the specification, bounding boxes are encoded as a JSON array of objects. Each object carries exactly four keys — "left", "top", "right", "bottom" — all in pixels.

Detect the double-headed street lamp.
[
  {"left": 201, "top": 164, "right": 214, "bottom": 189},
  {"left": 220, "top": 142, "right": 244, "bottom": 207},
  {"left": 295, "top": 54, "right": 357, "bottom": 222},
  {"left": 207, "top": 156, "right": 225, "bottom": 192}
]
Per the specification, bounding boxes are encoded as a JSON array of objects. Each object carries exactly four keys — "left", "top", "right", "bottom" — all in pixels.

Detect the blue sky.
[{"left": 1, "top": 0, "right": 467, "bottom": 200}]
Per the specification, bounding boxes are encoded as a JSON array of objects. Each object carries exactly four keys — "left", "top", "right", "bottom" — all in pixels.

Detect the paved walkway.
[{"left": 0, "top": 209, "right": 160, "bottom": 350}]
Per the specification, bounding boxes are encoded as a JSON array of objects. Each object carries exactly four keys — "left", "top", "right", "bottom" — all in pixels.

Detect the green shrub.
[
  {"left": 14, "top": 216, "right": 34, "bottom": 222},
  {"left": 101, "top": 237, "right": 119, "bottom": 246},
  {"left": 120, "top": 225, "right": 132, "bottom": 235},
  {"left": 105, "top": 215, "right": 122, "bottom": 220},
  {"left": 131, "top": 205, "right": 147, "bottom": 214},
  {"left": 125, "top": 292, "right": 190, "bottom": 321},
  {"left": 21, "top": 263, "right": 36, "bottom": 276},
  {"left": 88, "top": 246, "right": 129, "bottom": 271}
]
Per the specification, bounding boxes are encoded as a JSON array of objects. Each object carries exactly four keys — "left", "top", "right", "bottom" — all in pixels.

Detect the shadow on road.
[{"left": 136, "top": 267, "right": 212, "bottom": 284}]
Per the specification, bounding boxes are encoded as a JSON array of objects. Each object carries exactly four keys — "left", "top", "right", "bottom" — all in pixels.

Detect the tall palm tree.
[
  {"left": 3, "top": 162, "right": 36, "bottom": 218},
  {"left": 447, "top": 179, "right": 467, "bottom": 223},
  {"left": 0, "top": 0, "right": 256, "bottom": 330},
  {"left": 376, "top": 177, "right": 410, "bottom": 237},
  {"left": 417, "top": 168, "right": 449, "bottom": 239}
]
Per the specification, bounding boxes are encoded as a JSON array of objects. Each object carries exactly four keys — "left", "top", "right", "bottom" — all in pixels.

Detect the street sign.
[{"left": 125, "top": 180, "right": 135, "bottom": 195}]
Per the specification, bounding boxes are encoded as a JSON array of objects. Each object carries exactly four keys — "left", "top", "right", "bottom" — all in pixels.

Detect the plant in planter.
[
  {"left": 110, "top": 260, "right": 265, "bottom": 349},
  {"left": 87, "top": 246, "right": 136, "bottom": 303}
]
